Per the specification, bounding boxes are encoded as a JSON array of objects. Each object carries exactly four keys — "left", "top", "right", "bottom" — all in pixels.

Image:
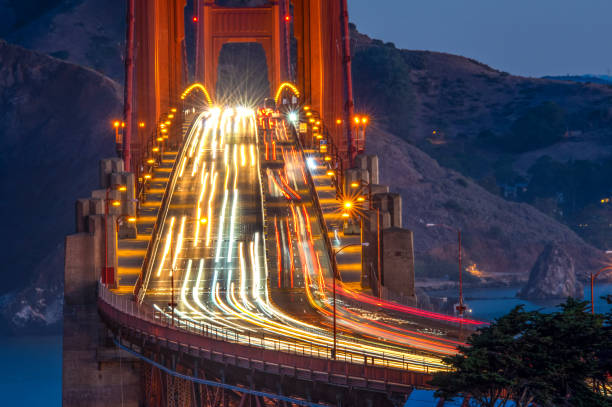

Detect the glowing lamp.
[
  {"left": 152, "top": 147, "right": 160, "bottom": 152},
  {"left": 341, "top": 212, "right": 350, "bottom": 218},
  {"left": 144, "top": 174, "right": 152, "bottom": 180},
  {"left": 324, "top": 156, "right": 332, "bottom": 162},
  {"left": 147, "top": 158, "right": 155, "bottom": 164},
  {"left": 118, "top": 186, "right": 127, "bottom": 192},
  {"left": 127, "top": 217, "right": 137, "bottom": 223},
  {"left": 287, "top": 111, "right": 299, "bottom": 123},
  {"left": 344, "top": 201, "right": 353, "bottom": 209},
  {"left": 326, "top": 171, "right": 335, "bottom": 176},
  {"left": 111, "top": 200, "right": 121, "bottom": 207},
  {"left": 357, "top": 197, "right": 365, "bottom": 202},
  {"left": 350, "top": 182, "right": 359, "bottom": 188}
]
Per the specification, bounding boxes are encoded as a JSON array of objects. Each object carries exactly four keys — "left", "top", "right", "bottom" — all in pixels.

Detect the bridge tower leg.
[
  {"left": 133, "top": 0, "right": 186, "bottom": 168},
  {"left": 63, "top": 158, "right": 142, "bottom": 406},
  {"left": 292, "top": 0, "right": 353, "bottom": 166},
  {"left": 202, "top": 1, "right": 282, "bottom": 100}
]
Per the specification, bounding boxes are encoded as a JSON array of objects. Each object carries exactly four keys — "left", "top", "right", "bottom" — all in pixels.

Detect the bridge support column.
[
  {"left": 293, "top": 0, "right": 352, "bottom": 164},
  {"left": 63, "top": 232, "right": 142, "bottom": 406},
  {"left": 63, "top": 159, "right": 143, "bottom": 406},
  {"left": 202, "top": 2, "right": 282, "bottom": 100}
]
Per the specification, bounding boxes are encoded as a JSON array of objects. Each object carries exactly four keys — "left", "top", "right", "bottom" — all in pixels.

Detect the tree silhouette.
[{"left": 432, "top": 299, "right": 611, "bottom": 407}]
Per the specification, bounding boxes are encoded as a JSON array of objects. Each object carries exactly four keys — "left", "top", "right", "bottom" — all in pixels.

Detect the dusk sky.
[{"left": 349, "top": 0, "right": 612, "bottom": 78}]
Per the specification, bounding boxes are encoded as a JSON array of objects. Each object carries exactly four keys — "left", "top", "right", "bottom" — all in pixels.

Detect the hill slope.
[
  {"left": 0, "top": 40, "right": 121, "bottom": 331},
  {"left": 366, "top": 126, "right": 607, "bottom": 285},
  {"left": 5, "top": 0, "right": 126, "bottom": 82},
  {"left": 351, "top": 27, "right": 612, "bottom": 251}
]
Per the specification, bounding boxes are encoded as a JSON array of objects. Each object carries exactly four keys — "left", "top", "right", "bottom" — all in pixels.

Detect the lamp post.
[
  {"left": 349, "top": 179, "right": 372, "bottom": 209},
  {"left": 591, "top": 266, "right": 612, "bottom": 314},
  {"left": 332, "top": 242, "right": 369, "bottom": 359},
  {"left": 346, "top": 181, "right": 382, "bottom": 297},
  {"left": 426, "top": 223, "right": 466, "bottom": 317},
  {"left": 353, "top": 116, "right": 360, "bottom": 155},
  {"left": 170, "top": 241, "right": 176, "bottom": 326},
  {"left": 103, "top": 185, "right": 124, "bottom": 287},
  {"left": 358, "top": 116, "right": 369, "bottom": 153}
]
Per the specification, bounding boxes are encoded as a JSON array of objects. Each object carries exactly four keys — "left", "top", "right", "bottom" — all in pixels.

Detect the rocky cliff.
[
  {"left": 517, "top": 243, "right": 583, "bottom": 300},
  {"left": 0, "top": 40, "right": 121, "bottom": 332}
]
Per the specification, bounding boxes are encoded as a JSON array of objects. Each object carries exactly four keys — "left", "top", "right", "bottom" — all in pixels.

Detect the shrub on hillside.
[
  {"left": 432, "top": 300, "right": 612, "bottom": 407},
  {"left": 352, "top": 45, "right": 416, "bottom": 136},
  {"left": 505, "top": 101, "right": 566, "bottom": 152}
]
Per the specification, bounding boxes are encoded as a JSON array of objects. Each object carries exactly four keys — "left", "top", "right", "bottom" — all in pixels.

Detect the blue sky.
[{"left": 348, "top": 0, "right": 612, "bottom": 78}]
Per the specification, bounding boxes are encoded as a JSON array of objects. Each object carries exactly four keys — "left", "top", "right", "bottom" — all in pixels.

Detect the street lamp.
[
  {"left": 426, "top": 223, "right": 466, "bottom": 317},
  {"left": 349, "top": 179, "right": 372, "bottom": 209},
  {"left": 591, "top": 266, "right": 612, "bottom": 314},
  {"left": 346, "top": 180, "right": 381, "bottom": 298},
  {"left": 287, "top": 111, "right": 299, "bottom": 125},
  {"left": 359, "top": 116, "right": 369, "bottom": 153},
  {"left": 331, "top": 242, "right": 370, "bottom": 359},
  {"left": 103, "top": 185, "right": 125, "bottom": 287},
  {"left": 113, "top": 120, "right": 121, "bottom": 143}
]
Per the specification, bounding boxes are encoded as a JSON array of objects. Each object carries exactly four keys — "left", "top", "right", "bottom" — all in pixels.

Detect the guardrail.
[
  {"left": 290, "top": 125, "right": 341, "bottom": 280},
  {"left": 99, "top": 283, "right": 446, "bottom": 375},
  {"left": 135, "top": 112, "right": 204, "bottom": 302}
]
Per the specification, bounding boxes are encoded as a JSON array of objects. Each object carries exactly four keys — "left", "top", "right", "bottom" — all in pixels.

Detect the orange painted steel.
[
  {"left": 293, "top": 0, "right": 354, "bottom": 165},
  {"left": 130, "top": 0, "right": 355, "bottom": 166},
  {"left": 197, "top": 1, "right": 282, "bottom": 100},
  {"left": 134, "top": 0, "right": 186, "bottom": 159},
  {"left": 99, "top": 298, "right": 434, "bottom": 391}
]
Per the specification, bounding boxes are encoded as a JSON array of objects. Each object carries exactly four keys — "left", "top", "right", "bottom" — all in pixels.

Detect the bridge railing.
[
  {"left": 134, "top": 112, "right": 203, "bottom": 302},
  {"left": 289, "top": 125, "right": 341, "bottom": 280},
  {"left": 99, "top": 283, "right": 447, "bottom": 374}
]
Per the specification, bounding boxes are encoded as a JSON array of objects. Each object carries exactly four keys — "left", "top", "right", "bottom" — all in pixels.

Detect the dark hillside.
[
  {"left": 5, "top": 0, "right": 126, "bottom": 81},
  {"left": 351, "top": 26, "right": 612, "bottom": 250},
  {"left": 0, "top": 40, "right": 121, "bottom": 330}
]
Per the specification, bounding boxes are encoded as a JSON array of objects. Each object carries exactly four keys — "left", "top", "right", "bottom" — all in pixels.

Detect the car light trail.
[
  {"left": 156, "top": 216, "right": 175, "bottom": 277},
  {"left": 170, "top": 216, "right": 186, "bottom": 274},
  {"left": 140, "top": 107, "right": 460, "bottom": 372}
]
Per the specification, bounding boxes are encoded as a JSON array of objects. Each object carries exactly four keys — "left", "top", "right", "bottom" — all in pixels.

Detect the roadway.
[{"left": 139, "top": 107, "right": 466, "bottom": 373}]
